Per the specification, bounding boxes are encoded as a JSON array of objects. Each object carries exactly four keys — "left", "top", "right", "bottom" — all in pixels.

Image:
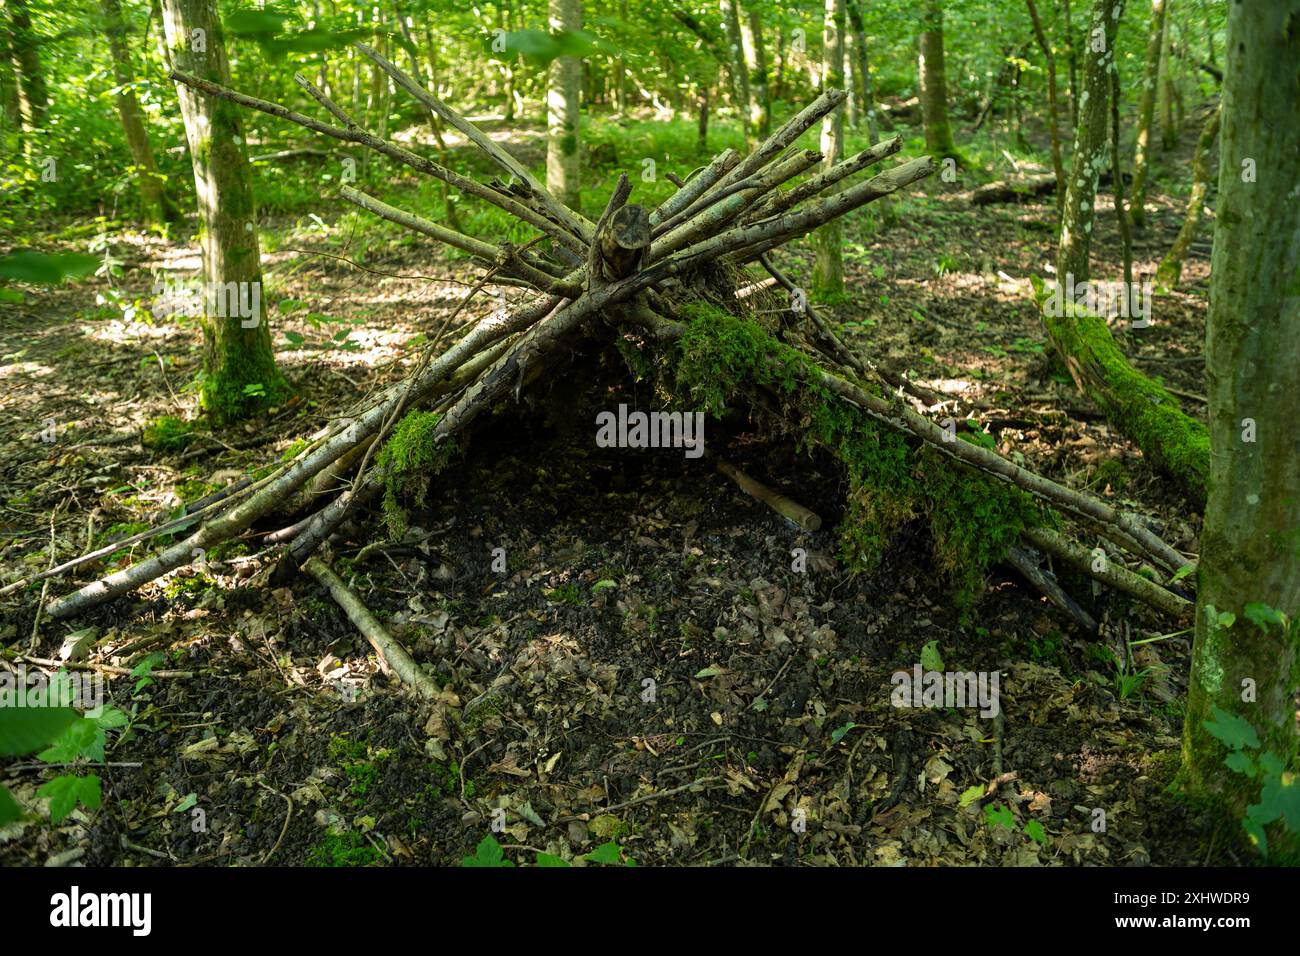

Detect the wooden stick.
[
  {"left": 303, "top": 557, "right": 441, "bottom": 699},
  {"left": 715, "top": 459, "right": 823, "bottom": 531},
  {"left": 166, "top": 69, "right": 588, "bottom": 255}
]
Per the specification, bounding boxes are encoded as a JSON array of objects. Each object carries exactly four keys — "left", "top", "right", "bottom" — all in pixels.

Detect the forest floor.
[{"left": 0, "top": 111, "right": 1238, "bottom": 866}]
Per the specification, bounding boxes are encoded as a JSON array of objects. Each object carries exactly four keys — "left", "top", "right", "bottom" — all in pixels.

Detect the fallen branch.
[{"left": 303, "top": 556, "right": 441, "bottom": 699}]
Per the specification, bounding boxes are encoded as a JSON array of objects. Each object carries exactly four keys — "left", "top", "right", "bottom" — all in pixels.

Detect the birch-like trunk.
[
  {"left": 739, "top": 5, "right": 770, "bottom": 138},
  {"left": 546, "top": 0, "right": 582, "bottom": 212},
  {"left": 813, "top": 0, "right": 845, "bottom": 299},
  {"left": 720, "top": 0, "right": 752, "bottom": 146}
]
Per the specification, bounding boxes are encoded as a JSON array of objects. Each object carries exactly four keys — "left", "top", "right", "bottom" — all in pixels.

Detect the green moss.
[
  {"left": 327, "top": 733, "right": 392, "bottom": 804},
  {"left": 673, "top": 302, "right": 1039, "bottom": 603},
  {"left": 142, "top": 416, "right": 197, "bottom": 452},
  {"left": 1043, "top": 312, "right": 1208, "bottom": 504},
  {"left": 176, "top": 479, "right": 219, "bottom": 503},
  {"left": 422, "top": 760, "right": 476, "bottom": 800},
  {"left": 280, "top": 439, "right": 310, "bottom": 462},
  {"left": 307, "top": 829, "right": 382, "bottom": 867},
  {"left": 199, "top": 335, "right": 291, "bottom": 426},
  {"left": 376, "top": 410, "right": 460, "bottom": 539}
]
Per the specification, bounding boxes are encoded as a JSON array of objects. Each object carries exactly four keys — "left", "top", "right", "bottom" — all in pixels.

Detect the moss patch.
[
  {"left": 673, "top": 302, "right": 1040, "bottom": 605},
  {"left": 376, "top": 410, "right": 460, "bottom": 539}
]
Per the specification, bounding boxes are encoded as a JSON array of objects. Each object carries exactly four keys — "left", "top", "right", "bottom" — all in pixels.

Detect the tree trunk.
[
  {"left": 6, "top": 0, "right": 49, "bottom": 157},
  {"left": 102, "top": 0, "right": 176, "bottom": 227},
  {"left": 613, "top": 0, "right": 628, "bottom": 114},
  {"left": 1156, "top": 104, "right": 1219, "bottom": 288},
  {"left": 1130, "top": 0, "right": 1167, "bottom": 228},
  {"left": 1063, "top": 0, "right": 1078, "bottom": 125},
  {"left": 739, "top": 5, "right": 770, "bottom": 138},
  {"left": 161, "top": 0, "right": 288, "bottom": 423},
  {"left": 720, "top": 0, "right": 752, "bottom": 146},
  {"left": 1180, "top": 0, "right": 1300, "bottom": 860},
  {"left": 1046, "top": 0, "right": 1209, "bottom": 503},
  {"left": 697, "top": 83, "right": 709, "bottom": 155},
  {"left": 1025, "top": 0, "right": 1064, "bottom": 218},
  {"left": 813, "top": 0, "right": 845, "bottom": 299},
  {"left": 546, "top": 0, "right": 582, "bottom": 212},
  {"left": 917, "top": 0, "right": 957, "bottom": 158},
  {"left": 846, "top": 1, "right": 880, "bottom": 140},
  {"left": 1157, "top": 2, "right": 1177, "bottom": 151},
  {"left": 1109, "top": 69, "right": 1133, "bottom": 290}
]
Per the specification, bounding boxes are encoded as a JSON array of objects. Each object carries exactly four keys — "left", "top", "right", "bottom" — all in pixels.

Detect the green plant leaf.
[
  {"left": 830, "top": 722, "right": 858, "bottom": 746},
  {"left": 920, "top": 640, "right": 944, "bottom": 672},
  {"left": 0, "top": 706, "right": 79, "bottom": 756},
  {"left": 461, "top": 833, "right": 514, "bottom": 867},
  {"left": 1202, "top": 705, "right": 1260, "bottom": 751},
  {"left": 1251, "top": 771, "right": 1300, "bottom": 831},
  {"left": 37, "top": 717, "right": 105, "bottom": 763},
  {"left": 984, "top": 802, "right": 1015, "bottom": 831},
  {"left": 535, "top": 852, "right": 570, "bottom": 867},
  {"left": 959, "top": 784, "right": 984, "bottom": 808},
  {"left": 0, "top": 785, "right": 21, "bottom": 826},
  {"left": 584, "top": 841, "right": 625, "bottom": 865},
  {"left": 1024, "top": 820, "right": 1048, "bottom": 845},
  {"left": 1243, "top": 602, "right": 1287, "bottom": 633},
  {"left": 38, "top": 773, "right": 101, "bottom": 824},
  {"left": 1224, "top": 750, "right": 1258, "bottom": 777}
]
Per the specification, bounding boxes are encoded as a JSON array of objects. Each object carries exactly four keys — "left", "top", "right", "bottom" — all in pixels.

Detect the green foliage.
[
  {"left": 982, "top": 801, "right": 1049, "bottom": 846},
  {"left": 1203, "top": 703, "right": 1300, "bottom": 858},
  {"left": 462, "top": 833, "right": 515, "bottom": 867},
  {"left": 141, "top": 416, "right": 198, "bottom": 452},
  {"left": 0, "top": 251, "right": 99, "bottom": 284},
  {"left": 0, "top": 675, "right": 128, "bottom": 826},
  {"left": 38, "top": 774, "right": 101, "bottom": 824},
  {"left": 377, "top": 411, "right": 459, "bottom": 539},
  {"left": 584, "top": 840, "right": 636, "bottom": 866}
]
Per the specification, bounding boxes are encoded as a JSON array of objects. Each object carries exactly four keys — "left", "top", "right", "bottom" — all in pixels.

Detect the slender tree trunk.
[
  {"left": 846, "top": 1, "right": 880, "bottom": 140},
  {"left": 162, "top": 0, "right": 288, "bottom": 423},
  {"left": 1109, "top": 69, "right": 1133, "bottom": 290},
  {"left": 844, "top": 23, "right": 858, "bottom": 127},
  {"left": 720, "top": 0, "right": 751, "bottom": 146},
  {"left": 1180, "top": 0, "right": 1300, "bottom": 860},
  {"left": 1026, "top": 0, "right": 1064, "bottom": 217},
  {"left": 1130, "top": 0, "right": 1167, "bottom": 228},
  {"left": 613, "top": 0, "right": 628, "bottom": 114},
  {"left": 739, "top": 5, "right": 769, "bottom": 137},
  {"left": 917, "top": 0, "right": 957, "bottom": 158},
  {"left": 697, "top": 83, "right": 709, "bottom": 155},
  {"left": 1156, "top": 104, "right": 1219, "bottom": 288},
  {"left": 102, "top": 0, "right": 176, "bottom": 226},
  {"left": 1158, "top": 2, "right": 1177, "bottom": 149},
  {"left": 813, "top": 0, "right": 845, "bottom": 298},
  {"left": 546, "top": 0, "right": 582, "bottom": 212},
  {"left": 1063, "top": 0, "right": 1079, "bottom": 124},
  {"left": 6, "top": 0, "right": 49, "bottom": 158},
  {"left": 1046, "top": 0, "right": 1208, "bottom": 502}
]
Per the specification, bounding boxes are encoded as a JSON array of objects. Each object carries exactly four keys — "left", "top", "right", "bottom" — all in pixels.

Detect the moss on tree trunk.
[
  {"left": 1047, "top": 0, "right": 1209, "bottom": 504},
  {"left": 162, "top": 0, "right": 288, "bottom": 424},
  {"left": 1178, "top": 0, "right": 1300, "bottom": 860}
]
